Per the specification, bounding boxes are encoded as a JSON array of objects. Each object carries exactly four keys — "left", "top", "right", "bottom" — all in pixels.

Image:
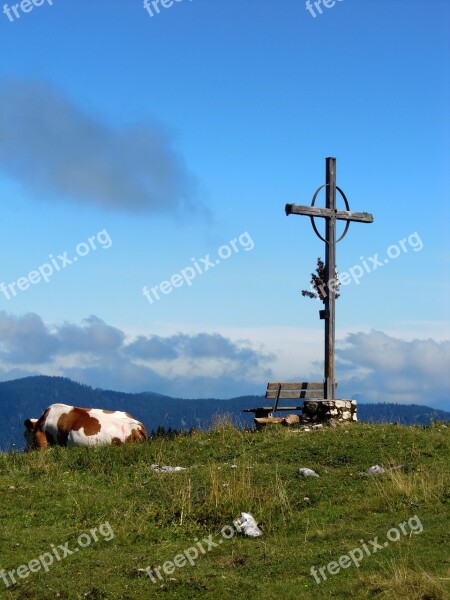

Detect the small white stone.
[
  {"left": 151, "top": 464, "right": 187, "bottom": 472},
  {"left": 299, "top": 468, "right": 319, "bottom": 477},
  {"left": 359, "top": 465, "right": 385, "bottom": 476},
  {"left": 234, "top": 512, "right": 263, "bottom": 537}
]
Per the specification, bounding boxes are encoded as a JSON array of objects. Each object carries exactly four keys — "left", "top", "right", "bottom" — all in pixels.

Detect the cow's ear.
[{"left": 24, "top": 419, "right": 36, "bottom": 432}]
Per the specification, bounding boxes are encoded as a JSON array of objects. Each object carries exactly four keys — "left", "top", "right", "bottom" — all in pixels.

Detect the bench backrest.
[{"left": 266, "top": 382, "right": 331, "bottom": 412}]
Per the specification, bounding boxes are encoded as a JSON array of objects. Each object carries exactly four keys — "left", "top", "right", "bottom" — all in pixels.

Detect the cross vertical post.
[
  {"left": 284, "top": 157, "right": 374, "bottom": 407},
  {"left": 325, "top": 157, "right": 336, "bottom": 399}
]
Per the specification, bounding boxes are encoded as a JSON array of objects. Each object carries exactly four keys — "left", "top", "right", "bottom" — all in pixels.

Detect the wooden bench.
[{"left": 243, "top": 382, "right": 327, "bottom": 426}]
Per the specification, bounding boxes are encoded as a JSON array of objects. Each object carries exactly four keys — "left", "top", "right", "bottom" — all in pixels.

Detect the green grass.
[{"left": 0, "top": 422, "right": 449, "bottom": 600}]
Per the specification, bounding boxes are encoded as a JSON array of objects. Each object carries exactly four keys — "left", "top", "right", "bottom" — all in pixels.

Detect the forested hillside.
[{"left": 0, "top": 376, "right": 448, "bottom": 451}]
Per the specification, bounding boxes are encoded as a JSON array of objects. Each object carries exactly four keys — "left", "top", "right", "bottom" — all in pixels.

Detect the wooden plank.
[
  {"left": 266, "top": 382, "right": 323, "bottom": 391},
  {"left": 266, "top": 390, "right": 325, "bottom": 399},
  {"left": 244, "top": 406, "right": 302, "bottom": 412},
  {"left": 254, "top": 417, "right": 284, "bottom": 425},
  {"left": 285, "top": 203, "right": 373, "bottom": 223},
  {"left": 325, "top": 157, "right": 336, "bottom": 400}
]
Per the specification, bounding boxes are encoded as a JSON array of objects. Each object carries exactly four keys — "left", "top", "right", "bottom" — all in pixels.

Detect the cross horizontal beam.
[{"left": 285, "top": 203, "right": 374, "bottom": 224}]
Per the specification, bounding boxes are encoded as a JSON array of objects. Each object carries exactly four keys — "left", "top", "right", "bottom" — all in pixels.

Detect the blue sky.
[{"left": 0, "top": 0, "right": 449, "bottom": 408}]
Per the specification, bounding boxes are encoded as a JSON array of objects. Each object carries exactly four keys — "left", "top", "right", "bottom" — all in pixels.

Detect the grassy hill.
[
  {"left": 1, "top": 375, "right": 449, "bottom": 451},
  {"left": 0, "top": 422, "right": 449, "bottom": 599}
]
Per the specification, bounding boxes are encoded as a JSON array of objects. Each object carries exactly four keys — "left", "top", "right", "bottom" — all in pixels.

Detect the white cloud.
[
  {"left": 336, "top": 330, "right": 450, "bottom": 409},
  {"left": 0, "top": 312, "right": 448, "bottom": 409},
  {"left": 0, "top": 312, "right": 273, "bottom": 397}
]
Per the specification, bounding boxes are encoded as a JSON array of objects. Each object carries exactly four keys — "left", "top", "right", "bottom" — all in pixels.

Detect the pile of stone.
[{"left": 302, "top": 399, "right": 357, "bottom": 424}]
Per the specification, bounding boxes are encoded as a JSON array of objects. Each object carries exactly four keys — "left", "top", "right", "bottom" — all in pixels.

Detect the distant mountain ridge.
[{"left": 0, "top": 376, "right": 448, "bottom": 451}]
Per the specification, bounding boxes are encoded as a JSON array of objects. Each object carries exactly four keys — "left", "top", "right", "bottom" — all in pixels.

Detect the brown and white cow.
[{"left": 24, "top": 403, "right": 148, "bottom": 450}]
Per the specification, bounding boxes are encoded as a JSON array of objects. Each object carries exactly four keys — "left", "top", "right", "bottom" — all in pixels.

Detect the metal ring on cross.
[{"left": 310, "top": 184, "right": 351, "bottom": 243}]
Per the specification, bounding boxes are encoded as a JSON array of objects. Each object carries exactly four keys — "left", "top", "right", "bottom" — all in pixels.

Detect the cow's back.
[{"left": 37, "top": 404, "right": 147, "bottom": 447}]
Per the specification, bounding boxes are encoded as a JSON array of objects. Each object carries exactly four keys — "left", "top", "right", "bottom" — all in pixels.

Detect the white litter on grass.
[
  {"left": 367, "top": 465, "right": 385, "bottom": 475},
  {"left": 150, "top": 464, "right": 187, "bottom": 472},
  {"left": 358, "top": 465, "right": 404, "bottom": 476},
  {"left": 360, "top": 465, "right": 385, "bottom": 476},
  {"left": 299, "top": 468, "right": 320, "bottom": 477},
  {"left": 234, "top": 512, "right": 263, "bottom": 537}
]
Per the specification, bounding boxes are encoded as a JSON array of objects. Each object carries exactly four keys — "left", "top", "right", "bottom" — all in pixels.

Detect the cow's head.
[{"left": 24, "top": 418, "right": 38, "bottom": 450}]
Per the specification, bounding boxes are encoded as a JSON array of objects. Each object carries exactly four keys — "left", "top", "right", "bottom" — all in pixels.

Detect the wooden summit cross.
[{"left": 285, "top": 157, "right": 374, "bottom": 401}]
